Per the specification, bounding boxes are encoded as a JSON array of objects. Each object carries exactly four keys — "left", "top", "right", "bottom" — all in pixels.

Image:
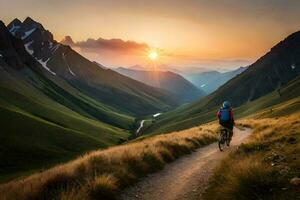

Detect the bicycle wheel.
[
  {"left": 225, "top": 131, "right": 230, "bottom": 146},
  {"left": 218, "top": 130, "right": 226, "bottom": 151}
]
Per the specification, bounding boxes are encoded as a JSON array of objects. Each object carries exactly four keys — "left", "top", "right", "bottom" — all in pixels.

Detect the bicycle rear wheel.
[
  {"left": 218, "top": 130, "right": 226, "bottom": 151},
  {"left": 218, "top": 141, "right": 225, "bottom": 151}
]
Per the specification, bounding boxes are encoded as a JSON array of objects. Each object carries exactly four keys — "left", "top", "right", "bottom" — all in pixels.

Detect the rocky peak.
[
  {"left": 0, "top": 20, "right": 16, "bottom": 51},
  {"left": 0, "top": 20, "right": 36, "bottom": 70},
  {"left": 7, "top": 17, "right": 56, "bottom": 57},
  {"left": 7, "top": 17, "right": 54, "bottom": 43},
  {"left": 61, "top": 35, "right": 75, "bottom": 46},
  {"left": 7, "top": 18, "right": 22, "bottom": 29},
  {"left": 22, "top": 17, "right": 43, "bottom": 29}
]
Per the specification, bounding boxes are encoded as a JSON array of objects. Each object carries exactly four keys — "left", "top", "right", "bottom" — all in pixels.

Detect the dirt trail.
[{"left": 121, "top": 127, "right": 251, "bottom": 200}]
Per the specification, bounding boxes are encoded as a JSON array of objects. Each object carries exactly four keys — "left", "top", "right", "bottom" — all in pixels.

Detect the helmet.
[{"left": 223, "top": 101, "right": 231, "bottom": 108}]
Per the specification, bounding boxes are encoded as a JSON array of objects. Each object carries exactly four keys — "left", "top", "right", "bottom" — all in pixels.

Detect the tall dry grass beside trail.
[
  {"left": 0, "top": 123, "right": 218, "bottom": 200},
  {"left": 204, "top": 112, "right": 300, "bottom": 200}
]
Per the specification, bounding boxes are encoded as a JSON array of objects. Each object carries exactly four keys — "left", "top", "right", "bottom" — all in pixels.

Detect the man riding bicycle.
[{"left": 217, "top": 101, "right": 234, "bottom": 146}]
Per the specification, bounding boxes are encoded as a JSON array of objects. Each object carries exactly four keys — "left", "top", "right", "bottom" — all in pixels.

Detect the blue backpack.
[{"left": 219, "top": 108, "right": 230, "bottom": 122}]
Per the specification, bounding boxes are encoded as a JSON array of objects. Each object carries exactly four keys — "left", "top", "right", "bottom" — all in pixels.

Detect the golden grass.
[
  {"left": 0, "top": 123, "right": 218, "bottom": 200},
  {"left": 204, "top": 112, "right": 300, "bottom": 200}
]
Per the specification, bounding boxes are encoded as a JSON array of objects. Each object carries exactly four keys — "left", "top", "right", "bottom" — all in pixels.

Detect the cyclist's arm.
[
  {"left": 229, "top": 109, "right": 235, "bottom": 125},
  {"left": 217, "top": 111, "right": 221, "bottom": 119}
]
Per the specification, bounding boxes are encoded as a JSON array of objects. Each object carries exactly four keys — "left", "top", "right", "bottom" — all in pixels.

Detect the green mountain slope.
[
  {"left": 7, "top": 17, "right": 179, "bottom": 117},
  {"left": 146, "top": 31, "right": 300, "bottom": 134},
  {"left": 146, "top": 75, "right": 300, "bottom": 134},
  {"left": 0, "top": 21, "right": 131, "bottom": 181},
  {"left": 0, "top": 16, "right": 181, "bottom": 181},
  {"left": 0, "top": 84, "right": 131, "bottom": 181}
]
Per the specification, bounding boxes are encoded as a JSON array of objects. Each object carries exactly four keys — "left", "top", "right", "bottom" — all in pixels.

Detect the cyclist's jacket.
[{"left": 217, "top": 107, "right": 233, "bottom": 122}]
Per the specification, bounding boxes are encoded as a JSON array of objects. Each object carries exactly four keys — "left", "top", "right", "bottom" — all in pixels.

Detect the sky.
[{"left": 1, "top": 0, "right": 300, "bottom": 72}]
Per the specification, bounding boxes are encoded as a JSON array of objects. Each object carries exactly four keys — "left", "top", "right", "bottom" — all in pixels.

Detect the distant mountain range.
[
  {"left": 115, "top": 67, "right": 205, "bottom": 103},
  {"left": 128, "top": 64, "right": 210, "bottom": 75},
  {"left": 147, "top": 30, "right": 300, "bottom": 133},
  {"left": 126, "top": 64, "right": 247, "bottom": 94},
  {"left": 204, "top": 30, "right": 300, "bottom": 108},
  {"left": 184, "top": 67, "right": 247, "bottom": 94}
]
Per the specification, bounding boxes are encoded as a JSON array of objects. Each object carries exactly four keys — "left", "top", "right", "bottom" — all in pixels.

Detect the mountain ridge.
[
  {"left": 6, "top": 17, "right": 179, "bottom": 116},
  {"left": 147, "top": 30, "right": 300, "bottom": 134},
  {"left": 115, "top": 67, "right": 206, "bottom": 103},
  {"left": 184, "top": 67, "right": 247, "bottom": 94}
]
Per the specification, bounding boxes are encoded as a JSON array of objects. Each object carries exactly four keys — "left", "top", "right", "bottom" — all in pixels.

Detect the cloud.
[
  {"left": 61, "top": 36, "right": 149, "bottom": 54},
  {"left": 60, "top": 36, "right": 252, "bottom": 70},
  {"left": 61, "top": 35, "right": 155, "bottom": 67}
]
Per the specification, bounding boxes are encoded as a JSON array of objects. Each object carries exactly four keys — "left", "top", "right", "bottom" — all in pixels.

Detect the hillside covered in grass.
[
  {"left": 203, "top": 89, "right": 300, "bottom": 199},
  {"left": 145, "top": 75, "right": 300, "bottom": 135},
  {"left": 204, "top": 111, "right": 300, "bottom": 200},
  {"left": 0, "top": 18, "right": 180, "bottom": 182},
  {"left": 0, "top": 123, "right": 218, "bottom": 200},
  {"left": 146, "top": 30, "right": 300, "bottom": 134}
]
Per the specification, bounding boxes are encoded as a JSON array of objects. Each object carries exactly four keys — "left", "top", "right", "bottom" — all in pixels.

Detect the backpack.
[{"left": 219, "top": 108, "right": 230, "bottom": 122}]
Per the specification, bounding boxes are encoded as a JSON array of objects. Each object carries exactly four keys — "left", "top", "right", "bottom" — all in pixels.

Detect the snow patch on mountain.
[
  {"left": 62, "top": 53, "right": 75, "bottom": 76},
  {"left": 136, "top": 120, "right": 145, "bottom": 135},
  {"left": 153, "top": 113, "right": 162, "bottom": 118},
  {"left": 9, "top": 24, "right": 21, "bottom": 35},
  {"left": 37, "top": 58, "right": 56, "bottom": 76},
  {"left": 24, "top": 41, "right": 34, "bottom": 55},
  {"left": 291, "top": 64, "right": 296, "bottom": 70},
  {"left": 68, "top": 66, "right": 75, "bottom": 76},
  {"left": 51, "top": 44, "right": 60, "bottom": 53},
  {"left": 21, "top": 28, "right": 36, "bottom": 39}
]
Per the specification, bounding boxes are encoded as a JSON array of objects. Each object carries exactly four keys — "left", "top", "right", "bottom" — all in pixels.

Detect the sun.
[{"left": 148, "top": 51, "right": 158, "bottom": 60}]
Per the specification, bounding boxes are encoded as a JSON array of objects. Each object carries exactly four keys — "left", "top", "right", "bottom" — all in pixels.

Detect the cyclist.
[{"left": 217, "top": 101, "right": 234, "bottom": 146}]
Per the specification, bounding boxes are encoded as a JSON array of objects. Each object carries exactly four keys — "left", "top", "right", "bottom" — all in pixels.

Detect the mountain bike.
[{"left": 218, "top": 128, "right": 231, "bottom": 151}]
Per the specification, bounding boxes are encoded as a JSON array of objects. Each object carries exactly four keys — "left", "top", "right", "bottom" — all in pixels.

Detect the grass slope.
[
  {"left": 51, "top": 46, "right": 178, "bottom": 116},
  {"left": 146, "top": 76, "right": 300, "bottom": 134},
  {"left": 0, "top": 123, "right": 218, "bottom": 200},
  {"left": 1, "top": 20, "right": 161, "bottom": 183},
  {"left": 204, "top": 111, "right": 300, "bottom": 200},
  {"left": 146, "top": 31, "right": 300, "bottom": 134},
  {"left": 0, "top": 83, "right": 131, "bottom": 181}
]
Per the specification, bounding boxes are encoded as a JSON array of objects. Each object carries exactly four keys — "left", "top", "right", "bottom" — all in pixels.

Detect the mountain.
[
  {"left": 0, "top": 20, "right": 133, "bottom": 179},
  {"left": 61, "top": 35, "right": 75, "bottom": 46},
  {"left": 7, "top": 17, "right": 178, "bottom": 117},
  {"left": 184, "top": 67, "right": 247, "bottom": 94},
  {"left": 126, "top": 64, "right": 247, "bottom": 95},
  {"left": 147, "top": 30, "right": 300, "bottom": 134},
  {"left": 206, "top": 31, "right": 300, "bottom": 107},
  {"left": 0, "top": 17, "right": 179, "bottom": 180},
  {"left": 128, "top": 64, "right": 210, "bottom": 76},
  {"left": 115, "top": 67, "right": 206, "bottom": 103}
]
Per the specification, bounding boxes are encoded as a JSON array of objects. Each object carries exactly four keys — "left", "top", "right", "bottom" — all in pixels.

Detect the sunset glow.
[
  {"left": 148, "top": 51, "right": 158, "bottom": 61},
  {"left": 1, "top": 0, "right": 300, "bottom": 70}
]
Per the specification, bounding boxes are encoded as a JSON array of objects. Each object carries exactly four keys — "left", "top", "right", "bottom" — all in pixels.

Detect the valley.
[
  {"left": 0, "top": 18, "right": 179, "bottom": 181},
  {"left": 0, "top": 11, "right": 299, "bottom": 200}
]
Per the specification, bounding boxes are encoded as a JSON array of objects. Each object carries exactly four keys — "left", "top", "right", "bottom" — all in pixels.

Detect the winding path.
[{"left": 122, "top": 127, "right": 251, "bottom": 200}]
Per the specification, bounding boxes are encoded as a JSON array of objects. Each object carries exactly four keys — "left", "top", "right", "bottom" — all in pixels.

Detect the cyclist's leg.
[
  {"left": 228, "top": 130, "right": 233, "bottom": 143},
  {"left": 227, "top": 121, "right": 234, "bottom": 145}
]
